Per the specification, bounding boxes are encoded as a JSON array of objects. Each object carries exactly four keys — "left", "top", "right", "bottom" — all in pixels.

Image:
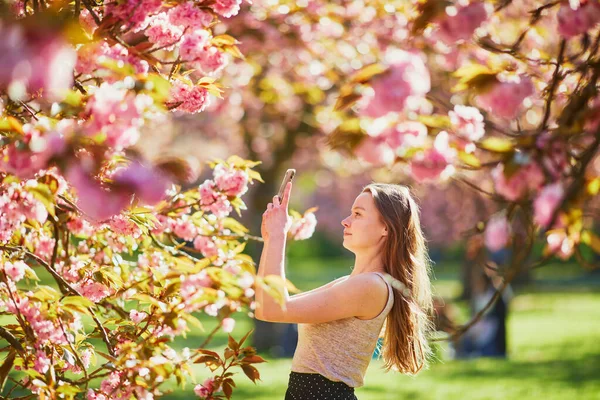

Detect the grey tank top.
[{"left": 290, "top": 272, "right": 395, "bottom": 388}]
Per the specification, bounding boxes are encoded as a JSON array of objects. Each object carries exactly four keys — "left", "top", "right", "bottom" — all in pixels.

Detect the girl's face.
[{"left": 341, "top": 192, "right": 387, "bottom": 251}]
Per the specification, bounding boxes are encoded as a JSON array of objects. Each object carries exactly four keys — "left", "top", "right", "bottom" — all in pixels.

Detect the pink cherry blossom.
[
  {"left": 146, "top": 13, "right": 185, "bottom": 50},
  {"left": 204, "top": 303, "right": 219, "bottom": 317},
  {"left": 546, "top": 230, "right": 575, "bottom": 260},
  {"left": 359, "top": 50, "right": 430, "bottom": 118},
  {"left": 213, "top": 164, "right": 249, "bottom": 196},
  {"left": 172, "top": 218, "right": 198, "bottom": 241},
  {"left": 78, "top": 281, "right": 112, "bottom": 302},
  {"left": 168, "top": 2, "right": 213, "bottom": 28},
  {"left": 109, "top": 215, "right": 142, "bottom": 238},
  {"left": 409, "top": 131, "right": 455, "bottom": 182},
  {"left": 410, "top": 149, "right": 451, "bottom": 183},
  {"left": 112, "top": 161, "right": 171, "bottom": 206},
  {"left": 557, "top": 1, "right": 600, "bottom": 38},
  {"left": 383, "top": 121, "right": 428, "bottom": 151},
  {"left": 354, "top": 136, "right": 395, "bottom": 166},
  {"left": 169, "top": 80, "right": 211, "bottom": 113},
  {"left": 193, "top": 236, "right": 219, "bottom": 257},
  {"left": 448, "top": 105, "right": 485, "bottom": 142},
  {"left": 105, "top": 0, "right": 162, "bottom": 32},
  {"left": 211, "top": 0, "right": 242, "bottom": 18},
  {"left": 76, "top": 42, "right": 149, "bottom": 77},
  {"left": 33, "top": 350, "right": 51, "bottom": 374},
  {"left": 534, "top": 183, "right": 564, "bottom": 228},
  {"left": 221, "top": 317, "right": 236, "bottom": 333},
  {"left": 84, "top": 83, "right": 152, "bottom": 150},
  {"left": 130, "top": 310, "right": 148, "bottom": 324},
  {"left": 179, "top": 30, "right": 211, "bottom": 62},
  {"left": 435, "top": 2, "right": 490, "bottom": 44},
  {"left": 204, "top": 195, "right": 233, "bottom": 218},
  {"left": 199, "top": 180, "right": 219, "bottom": 206},
  {"left": 491, "top": 162, "right": 545, "bottom": 201},
  {"left": 0, "top": 23, "right": 76, "bottom": 101},
  {"left": 476, "top": 75, "right": 535, "bottom": 120},
  {"left": 484, "top": 214, "right": 510, "bottom": 252},
  {"left": 66, "top": 164, "right": 131, "bottom": 221},
  {"left": 192, "top": 46, "right": 229, "bottom": 76},
  {"left": 289, "top": 211, "right": 317, "bottom": 240},
  {"left": 3, "top": 260, "right": 27, "bottom": 281}
]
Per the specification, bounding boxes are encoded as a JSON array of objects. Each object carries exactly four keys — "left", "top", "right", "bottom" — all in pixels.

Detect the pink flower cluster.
[
  {"left": 2, "top": 295, "right": 69, "bottom": 347},
  {"left": 448, "top": 105, "right": 485, "bottom": 142},
  {"left": 169, "top": 2, "right": 213, "bottom": 28},
  {"left": 0, "top": 23, "right": 76, "bottom": 100},
  {"left": 557, "top": 1, "right": 600, "bottom": 38},
  {"left": 130, "top": 309, "right": 148, "bottom": 324},
  {"left": 66, "top": 164, "right": 132, "bottom": 222},
  {"left": 546, "top": 230, "right": 576, "bottom": 260},
  {"left": 105, "top": 0, "right": 162, "bottom": 32},
  {"left": 289, "top": 211, "right": 317, "bottom": 240},
  {"left": 434, "top": 1, "right": 490, "bottom": 44},
  {"left": 109, "top": 215, "right": 143, "bottom": 238},
  {"left": 213, "top": 164, "right": 250, "bottom": 197},
  {"left": 67, "top": 158, "right": 171, "bottom": 222},
  {"left": 359, "top": 50, "right": 431, "bottom": 118},
  {"left": 76, "top": 42, "right": 149, "bottom": 77},
  {"left": 484, "top": 214, "right": 510, "bottom": 252},
  {"left": 355, "top": 121, "right": 428, "bottom": 167},
  {"left": 111, "top": 160, "right": 172, "bottom": 206},
  {"left": 84, "top": 83, "right": 154, "bottom": 150},
  {"left": 211, "top": 0, "right": 243, "bottom": 18},
  {"left": 2, "top": 260, "right": 27, "bottom": 281},
  {"left": 476, "top": 75, "right": 535, "bottom": 120},
  {"left": 534, "top": 182, "right": 564, "bottom": 228},
  {"left": 193, "top": 235, "right": 220, "bottom": 258},
  {"left": 180, "top": 270, "right": 214, "bottom": 312},
  {"left": 146, "top": 12, "right": 185, "bottom": 50},
  {"left": 409, "top": 131, "right": 456, "bottom": 183},
  {"left": 491, "top": 161, "right": 544, "bottom": 201},
  {"left": 0, "top": 182, "right": 49, "bottom": 243},
  {"left": 169, "top": 80, "right": 211, "bottom": 114},
  {"left": 0, "top": 119, "right": 67, "bottom": 179},
  {"left": 194, "top": 377, "right": 218, "bottom": 399}
]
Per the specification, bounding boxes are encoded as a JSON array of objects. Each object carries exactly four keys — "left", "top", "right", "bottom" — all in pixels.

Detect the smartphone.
[{"left": 276, "top": 168, "right": 296, "bottom": 201}]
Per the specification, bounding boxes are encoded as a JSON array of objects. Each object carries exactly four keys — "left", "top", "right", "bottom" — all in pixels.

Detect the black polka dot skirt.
[{"left": 284, "top": 371, "right": 358, "bottom": 400}]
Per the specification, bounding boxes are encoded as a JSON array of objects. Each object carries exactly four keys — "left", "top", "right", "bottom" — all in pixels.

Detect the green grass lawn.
[
  {"left": 157, "top": 258, "right": 600, "bottom": 400},
  {"left": 3, "top": 256, "right": 600, "bottom": 399}
]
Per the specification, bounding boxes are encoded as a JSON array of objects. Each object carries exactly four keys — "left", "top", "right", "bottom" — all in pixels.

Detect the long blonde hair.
[{"left": 363, "top": 183, "right": 434, "bottom": 374}]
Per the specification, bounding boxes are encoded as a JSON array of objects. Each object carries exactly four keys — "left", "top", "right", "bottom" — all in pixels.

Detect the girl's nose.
[{"left": 341, "top": 218, "right": 349, "bottom": 228}]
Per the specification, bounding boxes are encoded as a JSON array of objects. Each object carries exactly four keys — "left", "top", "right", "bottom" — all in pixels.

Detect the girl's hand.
[{"left": 261, "top": 181, "right": 292, "bottom": 241}]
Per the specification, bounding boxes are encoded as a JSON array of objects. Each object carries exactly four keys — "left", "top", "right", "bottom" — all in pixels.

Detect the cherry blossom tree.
[{"left": 0, "top": 1, "right": 317, "bottom": 399}]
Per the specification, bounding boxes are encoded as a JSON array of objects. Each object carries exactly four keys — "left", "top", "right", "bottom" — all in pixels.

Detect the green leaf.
[
  {"left": 458, "top": 151, "right": 481, "bottom": 168},
  {"left": 61, "top": 295, "right": 95, "bottom": 309},
  {"left": 417, "top": 114, "right": 451, "bottom": 129},
  {"left": 477, "top": 137, "right": 514, "bottom": 153},
  {"left": 452, "top": 64, "right": 498, "bottom": 93},
  {"left": 0, "top": 351, "right": 16, "bottom": 392},
  {"left": 248, "top": 170, "right": 264, "bottom": 183},
  {"left": 222, "top": 218, "right": 249, "bottom": 234},
  {"left": 581, "top": 230, "right": 600, "bottom": 254},
  {"left": 27, "top": 183, "right": 56, "bottom": 217},
  {"left": 350, "top": 63, "right": 387, "bottom": 84}
]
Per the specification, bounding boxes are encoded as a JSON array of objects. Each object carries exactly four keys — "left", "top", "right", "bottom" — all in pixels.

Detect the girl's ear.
[{"left": 382, "top": 227, "right": 388, "bottom": 237}]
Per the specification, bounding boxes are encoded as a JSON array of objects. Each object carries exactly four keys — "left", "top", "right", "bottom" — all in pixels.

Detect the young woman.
[{"left": 255, "top": 182, "right": 434, "bottom": 399}]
